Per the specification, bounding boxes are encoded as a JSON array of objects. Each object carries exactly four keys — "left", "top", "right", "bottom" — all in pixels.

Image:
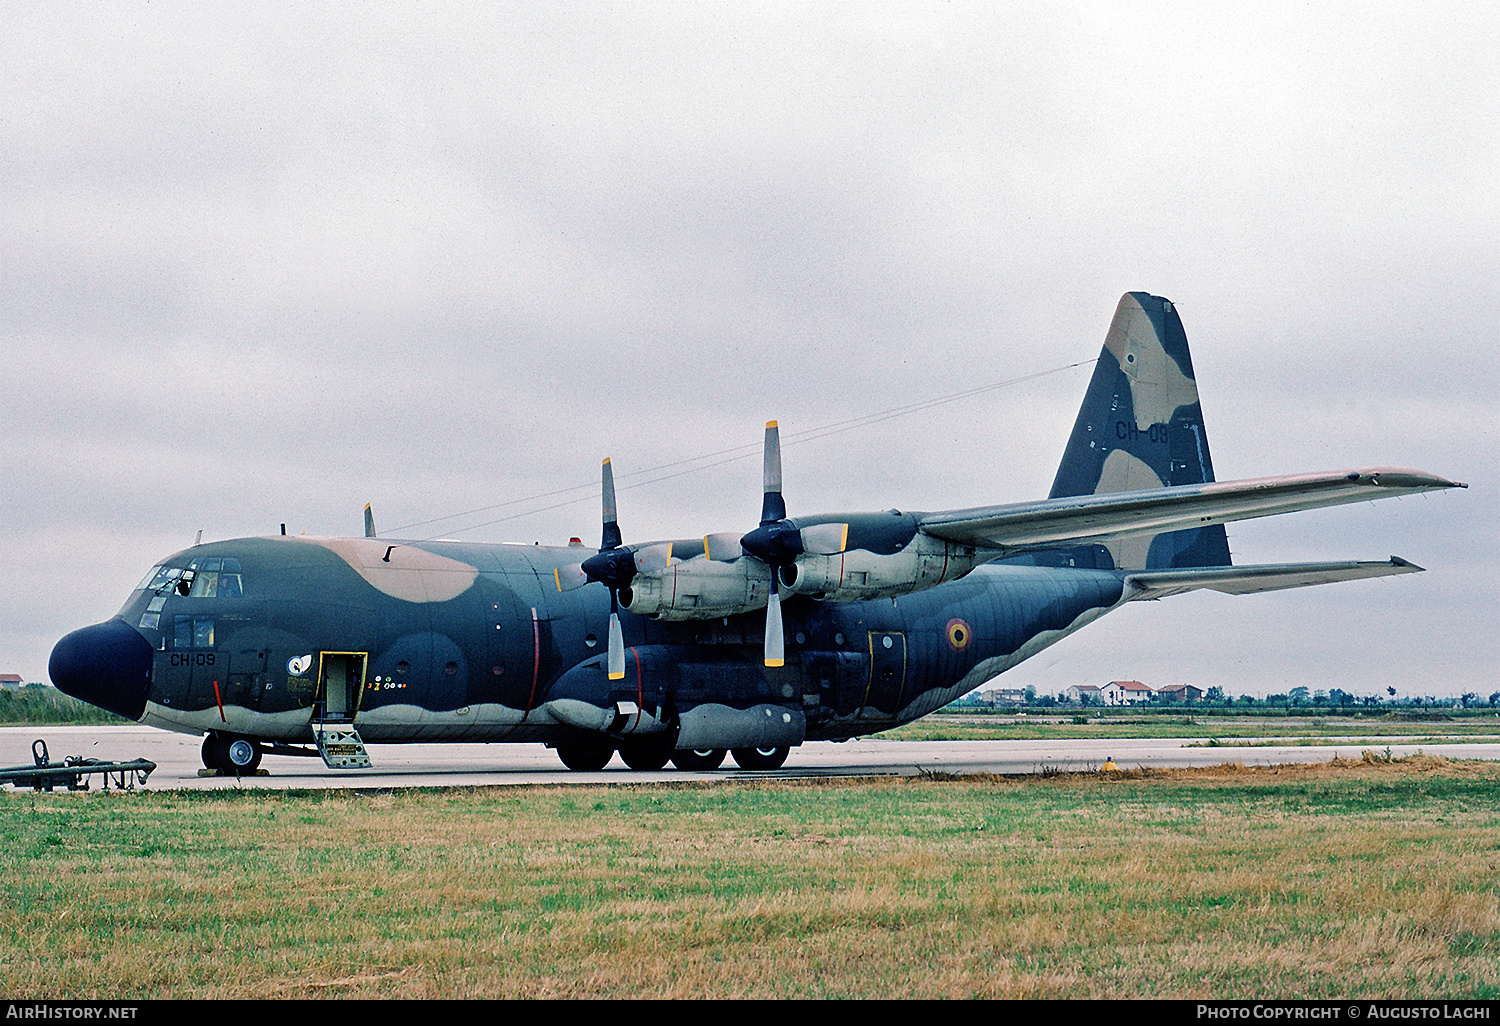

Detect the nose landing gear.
[{"left": 201, "top": 733, "right": 264, "bottom": 775}]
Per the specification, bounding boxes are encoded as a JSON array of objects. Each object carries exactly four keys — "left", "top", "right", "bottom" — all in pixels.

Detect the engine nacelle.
[
  {"left": 622, "top": 557, "right": 772, "bottom": 620},
  {"left": 784, "top": 533, "right": 985, "bottom": 602}
]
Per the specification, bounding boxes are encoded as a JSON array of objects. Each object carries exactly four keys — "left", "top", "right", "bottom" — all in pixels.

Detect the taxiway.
[{"left": 4, "top": 724, "right": 1498, "bottom": 791}]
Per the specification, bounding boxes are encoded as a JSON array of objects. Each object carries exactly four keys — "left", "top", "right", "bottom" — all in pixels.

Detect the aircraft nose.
[{"left": 49, "top": 619, "right": 154, "bottom": 721}]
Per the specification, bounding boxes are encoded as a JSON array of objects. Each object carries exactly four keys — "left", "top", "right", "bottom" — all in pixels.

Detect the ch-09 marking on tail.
[
  {"left": 1116, "top": 421, "right": 1172, "bottom": 443},
  {"left": 50, "top": 293, "right": 1465, "bottom": 775}
]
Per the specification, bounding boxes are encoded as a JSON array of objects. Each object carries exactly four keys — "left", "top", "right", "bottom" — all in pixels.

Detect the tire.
[
  {"left": 618, "top": 736, "right": 674, "bottom": 771},
  {"left": 731, "top": 746, "right": 789, "bottom": 771},
  {"left": 670, "top": 748, "right": 727, "bottom": 771},
  {"left": 554, "top": 738, "right": 615, "bottom": 771},
  {"left": 204, "top": 734, "right": 262, "bottom": 774}
]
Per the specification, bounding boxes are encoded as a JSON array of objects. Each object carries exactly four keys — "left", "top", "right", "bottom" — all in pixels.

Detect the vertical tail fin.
[{"left": 1049, "top": 292, "right": 1232, "bottom": 570}]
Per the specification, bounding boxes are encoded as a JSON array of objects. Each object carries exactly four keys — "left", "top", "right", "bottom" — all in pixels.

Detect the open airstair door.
[{"left": 312, "top": 651, "right": 372, "bottom": 768}]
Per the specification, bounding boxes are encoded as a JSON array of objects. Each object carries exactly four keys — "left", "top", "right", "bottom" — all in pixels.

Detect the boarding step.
[{"left": 312, "top": 723, "right": 372, "bottom": 769}]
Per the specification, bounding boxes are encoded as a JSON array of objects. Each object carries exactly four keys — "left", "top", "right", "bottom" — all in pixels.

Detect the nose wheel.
[{"left": 201, "top": 733, "right": 263, "bottom": 774}]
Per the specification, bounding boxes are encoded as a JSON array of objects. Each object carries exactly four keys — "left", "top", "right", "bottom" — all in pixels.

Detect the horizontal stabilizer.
[
  {"left": 919, "top": 468, "right": 1464, "bottom": 556},
  {"left": 1123, "top": 557, "right": 1423, "bottom": 600}
]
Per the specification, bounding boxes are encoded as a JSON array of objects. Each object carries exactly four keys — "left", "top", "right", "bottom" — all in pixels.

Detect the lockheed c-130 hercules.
[{"left": 50, "top": 293, "right": 1465, "bottom": 775}]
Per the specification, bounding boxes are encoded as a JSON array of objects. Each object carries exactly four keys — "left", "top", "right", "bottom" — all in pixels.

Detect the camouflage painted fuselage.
[{"left": 98, "top": 534, "right": 1124, "bottom": 750}]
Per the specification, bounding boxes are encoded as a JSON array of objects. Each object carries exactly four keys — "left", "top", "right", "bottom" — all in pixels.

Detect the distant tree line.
[{"left": 951, "top": 685, "right": 1500, "bottom": 710}]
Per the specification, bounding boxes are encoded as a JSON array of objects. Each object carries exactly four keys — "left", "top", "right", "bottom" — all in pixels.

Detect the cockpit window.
[
  {"left": 145, "top": 566, "right": 185, "bottom": 594},
  {"left": 186, "top": 557, "right": 244, "bottom": 598},
  {"left": 143, "top": 559, "right": 244, "bottom": 598}
]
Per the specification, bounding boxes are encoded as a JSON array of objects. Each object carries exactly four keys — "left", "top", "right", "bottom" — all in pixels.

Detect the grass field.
[{"left": 4, "top": 755, "right": 1498, "bottom": 999}]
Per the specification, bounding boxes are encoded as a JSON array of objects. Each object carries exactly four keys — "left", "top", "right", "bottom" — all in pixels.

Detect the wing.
[{"left": 917, "top": 467, "right": 1464, "bottom": 555}]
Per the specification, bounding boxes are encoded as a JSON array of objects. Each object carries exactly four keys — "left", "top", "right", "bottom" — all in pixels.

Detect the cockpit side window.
[
  {"left": 186, "top": 557, "right": 245, "bottom": 597},
  {"left": 174, "top": 615, "right": 215, "bottom": 648}
]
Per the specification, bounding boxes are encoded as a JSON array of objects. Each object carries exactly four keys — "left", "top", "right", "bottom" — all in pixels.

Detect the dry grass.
[{"left": 2, "top": 755, "right": 1498, "bottom": 999}]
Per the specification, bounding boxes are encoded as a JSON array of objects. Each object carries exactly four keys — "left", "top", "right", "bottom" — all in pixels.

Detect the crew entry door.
[
  {"left": 315, "top": 652, "right": 368, "bottom": 724},
  {"left": 312, "top": 652, "right": 372, "bottom": 769}
]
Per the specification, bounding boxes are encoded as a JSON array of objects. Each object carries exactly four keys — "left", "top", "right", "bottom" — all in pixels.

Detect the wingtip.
[{"left": 1351, "top": 468, "right": 1467, "bottom": 490}]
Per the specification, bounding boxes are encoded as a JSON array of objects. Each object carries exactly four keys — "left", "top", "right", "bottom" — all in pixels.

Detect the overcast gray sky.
[{"left": 3, "top": 2, "right": 1494, "bottom": 698}]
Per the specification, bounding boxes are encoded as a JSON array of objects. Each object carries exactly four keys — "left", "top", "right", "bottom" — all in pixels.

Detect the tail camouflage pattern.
[{"left": 1046, "top": 292, "right": 1233, "bottom": 571}]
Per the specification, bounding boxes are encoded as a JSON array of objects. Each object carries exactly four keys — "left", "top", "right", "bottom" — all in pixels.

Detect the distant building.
[
  {"left": 1156, "top": 683, "right": 1204, "bottom": 704},
  {"left": 1100, "top": 680, "right": 1154, "bottom": 706},
  {"left": 0, "top": 674, "right": 25, "bottom": 689},
  {"left": 1065, "top": 684, "right": 1103, "bottom": 704},
  {"left": 980, "top": 687, "right": 1028, "bottom": 707}
]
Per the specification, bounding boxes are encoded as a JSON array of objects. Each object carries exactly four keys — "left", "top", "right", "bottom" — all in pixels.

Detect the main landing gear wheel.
[
  {"left": 555, "top": 738, "right": 615, "bottom": 772},
  {"left": 670, "top": 748, "right": 727, "bottom": 771},
  {"left": 730, "top": 746, "right": 789, "bottom": 771},
  {"left": 202, "top": 734, "right": 263, "bottom": 774},
  {"left": 618, "top": 736, "right": 674, "bottom": 771}
]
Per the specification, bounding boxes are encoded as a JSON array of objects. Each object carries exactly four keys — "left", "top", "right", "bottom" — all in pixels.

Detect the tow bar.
[{"left": 0, "top": 739, "right": 155, "bottom": 791}]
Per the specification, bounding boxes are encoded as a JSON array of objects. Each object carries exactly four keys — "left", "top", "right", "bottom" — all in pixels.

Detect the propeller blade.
[
  {"left": 600, "top": 458, "right": 621, "bottom": 551},
  {"left": 763, "top": 583, "right": 785, "bottom": 668},
  {"left": 554, "top": 564, "right": 589, "bottom": 592},
  {"left": 364, "top": 503, "right": 376, "bottom": 539},
  {"left": 607, "top": 610, "right": 625, "bottom": 680},
  {"left": 703, "top": 532, "right": 744, "bottom": 562},
  {"left": 759, "top": 421, "right": 786, "bottom": 525},
  {"left": 632, "top": 542, "right": 674, "bottom": 574},
  {"left": 799, "top": 522, "right": 849, "bottom": 555}
]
